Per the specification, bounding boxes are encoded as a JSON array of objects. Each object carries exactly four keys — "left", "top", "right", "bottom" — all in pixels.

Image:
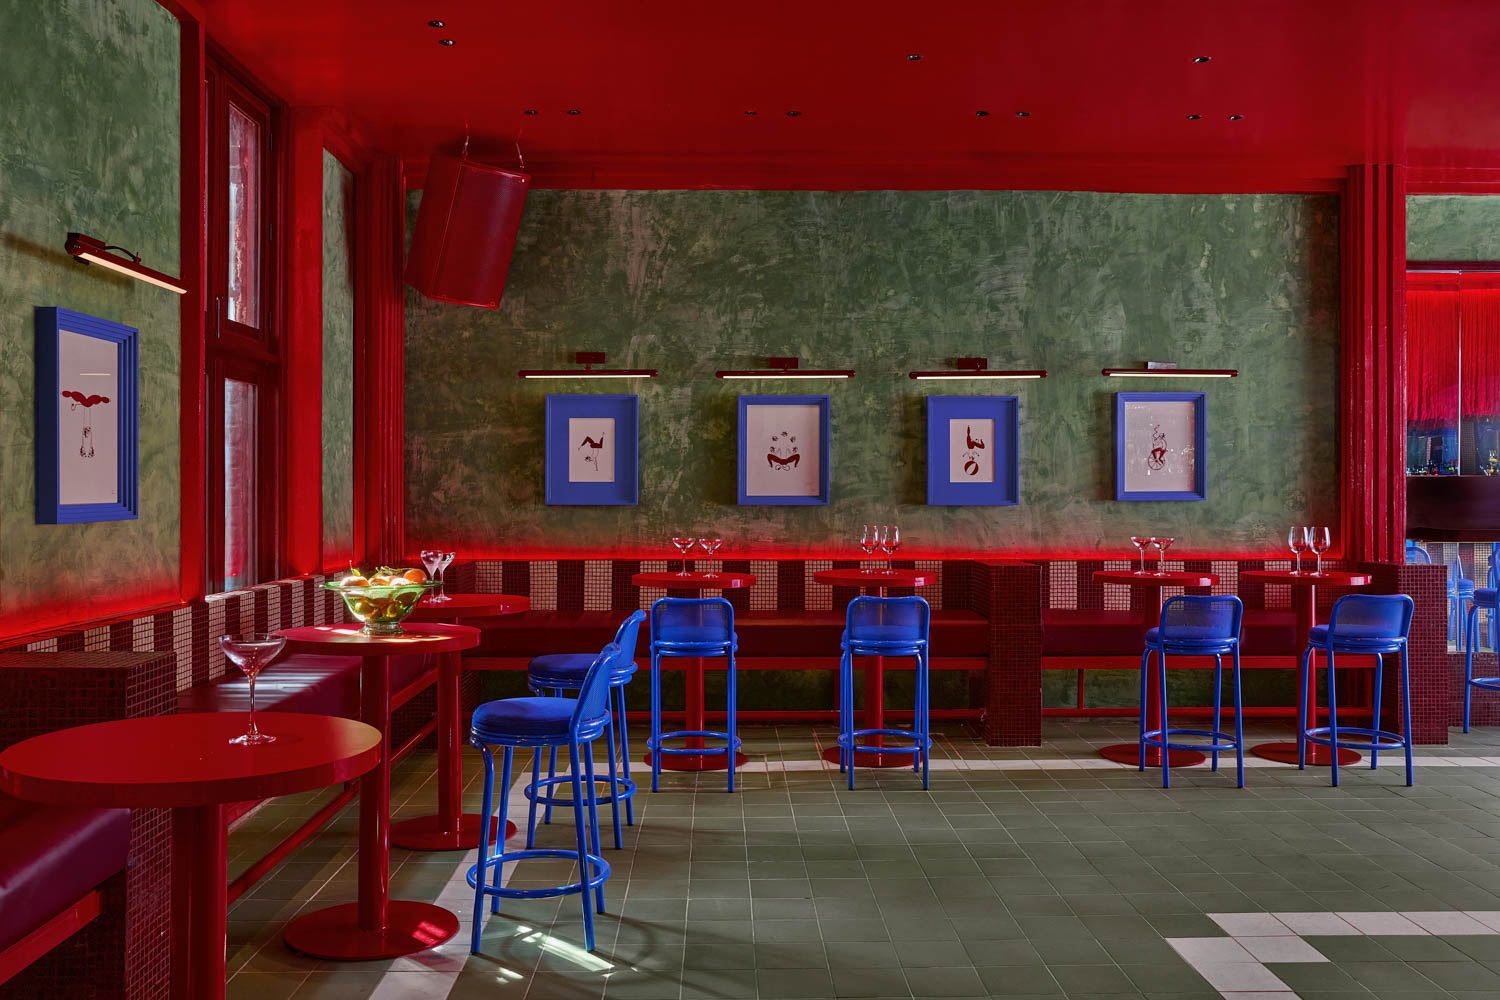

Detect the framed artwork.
[
  {"left": 35, "top": 307, "right": 138, "bottom": 523},
  {"left": 737, "top": 395, "right": 830, "bottom": 505},
  {"left": 544, "top": 394, "right": 639, "bottom": 505},
  {"left": 1115, "top": 391, "right": 1206, "bottom": 501},
  {"left": 925, "top": 395, "right": 1020, "bottom": 505}
]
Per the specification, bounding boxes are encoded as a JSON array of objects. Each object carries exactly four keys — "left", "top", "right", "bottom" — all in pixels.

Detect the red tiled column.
[{"left": 974, "top": 561, "right": 1042, "bottom": 746}]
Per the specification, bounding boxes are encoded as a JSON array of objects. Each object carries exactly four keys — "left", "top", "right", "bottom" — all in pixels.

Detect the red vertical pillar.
[
  {"left": 1341, "top": 164, "right": 1407, "bottom": 564},
  {"left": 283, "top": 108, "right": 325, "bottom": 577},
  {"left": 177, "top": 12, "right": 207, "bottom": 603}
]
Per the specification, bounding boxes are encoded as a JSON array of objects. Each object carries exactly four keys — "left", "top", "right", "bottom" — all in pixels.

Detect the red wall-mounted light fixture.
[
  {"left": 518, "top": 351, "right": 658, "bottom": 379},
  {"left": 1102, "top": 365, "right": 1238, "bottom": 378},
  {"left": 65, "top": 232, "right": 186, "bottom": 294},
  {"left": 909, "top": 357, "right": 1047, "bottom": 380},
  {"left": 715, "top": 357, "right": 855, "bottom": 380}
]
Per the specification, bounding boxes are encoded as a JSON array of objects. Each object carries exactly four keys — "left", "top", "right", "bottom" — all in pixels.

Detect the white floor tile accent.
[
  {"left": 1209, "top": 912, "right": 1294, "bottom": 937},
  {"left": 1237, "top": 936, "right": 1328, "bottom": 963}
]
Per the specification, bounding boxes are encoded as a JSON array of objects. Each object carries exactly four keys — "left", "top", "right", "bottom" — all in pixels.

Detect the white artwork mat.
[
  {"left": 56, "top": 328, "right": 118, "bottom": 505},
  {"left": 948, "top": 417, "right": 995, "bottom": 483},
  {"left": 744, "top": 403, "right": 820, "bottom": 497},
  {"left": 1123, "top": 399, "right": 1196, "bottom": 493},
  {"left": 568, "top": 416, "right": 615, "bottom": 483}
]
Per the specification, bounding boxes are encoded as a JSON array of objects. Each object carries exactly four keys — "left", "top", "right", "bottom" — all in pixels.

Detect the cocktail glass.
[{"left": 220, "top": 633, "right": 286, "bottom": 745}]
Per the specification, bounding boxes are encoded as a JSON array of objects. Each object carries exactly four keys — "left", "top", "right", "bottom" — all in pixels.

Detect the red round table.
[
  {"left": 1240, "top": 569, "right": 1374, "bottom": 766},
  {"left": 814, "top": 568, "right": 937, "bottom": 767},
  {"left": 274, "top": 624, "right": 477, "bottom": 960},
  {"left": 1093, "top": 569, "right": 1220, "bottom": 768},
  {"left": 0, "top": 712, "right": 380, "bottom": 1000},
  {"left": 393, "top": 594, "right": 531, "bottom": 850},
  {"left": 632, "top": 571, "right": 755, "bottom": 771}
]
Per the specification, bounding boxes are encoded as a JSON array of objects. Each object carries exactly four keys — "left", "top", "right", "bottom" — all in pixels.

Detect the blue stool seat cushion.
[
  {"left": 1308, "top": 624, "right": 1399, "bottom": 646},
  {"left": 1474, "top": 587, "right": 1498, "bottom": 608},
  {"left": 529, "top": 652, "right": 637, "bottom": 682},
  {"left": 473, "top": 697, "right": 604, "bottom": 739}
]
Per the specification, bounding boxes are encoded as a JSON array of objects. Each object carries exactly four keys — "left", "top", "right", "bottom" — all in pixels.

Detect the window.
[{"left": 206, "top": 55, "right": 280, "bottom": 591}]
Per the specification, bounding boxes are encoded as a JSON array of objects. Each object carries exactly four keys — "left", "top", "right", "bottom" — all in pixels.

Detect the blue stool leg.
[
  {"left": 920, "top": 648, "right": 931, "bottom": 790},
  {"left": 567, "top": 742, "right": 595, "bottom": 951},
  {"left": 1297, "top": 646, "right": 1312, "bottom": 769},
  {"left": 651, "top": 650, "right": 663, "bottom": 793},
  {"left": 582, "top": 747, "right": 605, "bottom": 913},
  {"left": 526, "top": 746, "right": 541, "bottom": 848},
  {"left": 1370, "top": 653, "right": 1384, "bottom": 769},
  {"left": 470, "top": 744, "right": 496, "bottom": 954},
  {"left": 1465, "top": 604, "right": 1479, "bottom": 733},
  {"left": 1232, "top": 646, "right": 1245, "bottom": 788},
  {"left": 838, "top": 649, "right": 851, "bottom": 773},
  {"left": 615, "top": 684, "right": 635, "bottom": 826},
  {"left": 604, "top": 715, "right": 623, "bottom": 849},
  {"left": 491, "top": 747, "right": 513, "bottom": 914},
  {"left": 1138, "top": 648, "right": 1150, "bottom": 772},
  {"left": 1158, "top": 649, "right": 1171, "bottom": 789},
  {"left": 726, "top": 649, "right": 737, "bottom": 794},
  {"left": 847, "top": 653, "right": 857, "bottom": 792},
  {"left": 1400, "top": 645, "right": 1414, "bottom": 787},
  {"left": 1327, "top": 649, "right": 1341, "bottom": 787},
  {"left": 544, "top": 745, "right": 557, "bottom": 826},
  {"left": 1211, "top": 653, "right": 1223, "bottom": 773},
  {"left": 913, "top": 650, "right": 923, "bottom": 774}
]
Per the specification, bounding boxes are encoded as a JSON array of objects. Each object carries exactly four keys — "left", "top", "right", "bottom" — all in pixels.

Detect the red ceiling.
[{"left": 204, "top": 0, "right": 1500, "bottom": 191}]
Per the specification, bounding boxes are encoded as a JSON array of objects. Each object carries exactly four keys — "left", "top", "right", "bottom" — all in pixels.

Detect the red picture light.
[
  {"left": 65, "top": 232, "right": 186, "bottom": 294},
  {"left": 518, "top": 351, "right": 657, "bottom": 379}
]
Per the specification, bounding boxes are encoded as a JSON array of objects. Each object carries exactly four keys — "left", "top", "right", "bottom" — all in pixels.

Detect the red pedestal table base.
[
  {"left": 391, "top": 812, "right": 515, "bottom": 851},
  {"left": 1099, "top": 743, "right": 1207, "bottom": 768},
  {"left": 1251, "top": 741, "right": 1363, "bottom": 766},
  {"left": 284, "top": 900, "right": 460, "bottom": 960},
  {"left": 645, "top": 751, "right": 748, "bottom": 771},
  {"left": 819, "top": 747, "right": 926, "bottom": 768}
]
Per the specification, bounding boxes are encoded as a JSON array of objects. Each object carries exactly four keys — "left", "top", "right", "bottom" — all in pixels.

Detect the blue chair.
[
  {"left": 1408, "top": 544, "right": 1473, "bottom": 650},
  {"left": 466, "top": 644, "right": 620, "bottom": 953},
  {"left": 837, "top": 596, "right": 932, "bottom": 790},
  {"left": 648, "top": 598, "right": 740, "bottom": 792},
  {"left": 526, "top": 610, "right": 646, "bottom": 848},
  {"left": 1139, "top": 596, "right": 1245, "bottom": 789},
  {"left": 1298, "top": 594, "right": 1415, "bottom": 786},
  {"left": 1464, "top": 563, "right": 1500, "bottom": 732}
]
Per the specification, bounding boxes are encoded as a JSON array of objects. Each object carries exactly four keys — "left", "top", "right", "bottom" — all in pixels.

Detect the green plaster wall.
[
  {"left": 1408, "top": 195, "right": 1500, "bottom": 261},
  {"left": 0, "top": 0, "right": 181, "bottom": 615},
  {"left": 405, "top": 190, "right": 1340, "bottom": 555},
  {"left": 322, "top": 151, "right": 355, "bottom": 563}
]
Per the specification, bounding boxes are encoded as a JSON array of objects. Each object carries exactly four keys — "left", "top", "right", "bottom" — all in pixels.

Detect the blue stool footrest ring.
[
  {"left": 466, "top": 849, "right": 611, "bottom": 900},
  {"left": 1303, "top": 726, "right": 1410, "bottom": 751},
  {"left": 837, "top": 727, "right": 931, "bottom": 756},
  {"left": 648, "top": 729, "right": 741, "bottom": 756},
  {"left": 527, "top": 774, "right": 637, "bottom": 809},
  {"left": 1142, "top": 728, "right": 1241, "bottom": 753}
]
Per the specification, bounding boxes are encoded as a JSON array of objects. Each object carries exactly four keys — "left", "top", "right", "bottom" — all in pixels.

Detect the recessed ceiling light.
[
  {"left": 1228, "top": 114, "right": 1244, "bottom": 120},
  {"left": 907, "top": 53, "right": 922, "bottom": 61},
  {"left": 1194, "top": 55, "right": 1211, "bottom": 63},
  {"left": 743, "top": 110, "right": 757, "bottom": 115},
  {"left": 523, "top": 109, "right": 539, "bottom": 115},
  {"left": 566, "top": 109, "right": 581, "bottom": 115},
  {"left": 438, "top": 38, "right": 455, "bottom": 46},
  {"left": 428, "top": 19, "right": 444, "bottom": 27},
  {"left": 975, "top": 110, "right": 990, "bottom": 117},
  {"left": 1014, "top": 111, "right": 1030, "bottom": 117},
  {"left": 786, "top": 110, "right": 801, "bottom": 116},
  {"left": 1186, "top": 114, "right": 1202, "bottom": 120}
]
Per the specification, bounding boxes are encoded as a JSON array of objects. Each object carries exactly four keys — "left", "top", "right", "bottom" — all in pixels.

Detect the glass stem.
[
  {"left": 247, "top": 673, "right": 259, "bottom": 738},
  {"left": 1315, "top": 552, "right": 1323, "bottom": 574}
]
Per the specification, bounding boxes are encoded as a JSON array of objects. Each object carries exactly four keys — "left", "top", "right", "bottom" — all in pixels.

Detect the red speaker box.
[{"left": 405, "top": 153, "right": 530, "bottom": 308}]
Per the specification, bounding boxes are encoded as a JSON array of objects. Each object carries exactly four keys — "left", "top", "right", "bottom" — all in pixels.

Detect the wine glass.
[
  {"left": 860, "top": 524, "right": 879, "bottom": 567},
  {"left": 880, "top": 525, "right": 901, "bottom": 574},
  {"left": 1130, "top": 536, "right": 1153, "bottom": 574},
  {"left": 700, "top": 536, "right": 723, "bottom": 578},
  {"left": 671, "top": 534, "right": 696, "bottom": 576},
  {"left": 427, "top": 550, "right": 456, "bottom": 603},
  {"left": 1153, "top": 536, "right": 1175, "bottom": 575},
  {"left": 220, "top": 633, "right": 286, "bottom": 745},
  {"left": 1309, "top": 526, "right": 1331, "bottom": 574},
  {"left": 1288, "top": 526, "right": 1309, "bottom": 574}
]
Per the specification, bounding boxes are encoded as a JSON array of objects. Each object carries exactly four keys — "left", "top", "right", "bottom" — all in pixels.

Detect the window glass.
[
  {"left": 227, "top": 103, "right": 261, "bottom": 328},
  {"left": 223, "top": 378, "right": 258, "bottom": 590}
]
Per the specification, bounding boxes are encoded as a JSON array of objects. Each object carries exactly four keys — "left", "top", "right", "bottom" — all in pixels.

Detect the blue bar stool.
[
  {"left": 467, "top": 643, "right": 621, "bottom": 953},
  {"left": 837, "top": 596, "right": 932, "bottom": 790},
  {"left": 526, "top": 610, "right": 646, "bottom": 848},
  {"left": 1464, "top": 563, "right": 1500, "bottom": 732},
  {"left": 1139, "top": 596, "right": 1246, "bottom": 789},
  {"left": 1298, "top": 593, "right": 1415, "bottom": 786},
  {"left": 648, "top": 597, "right": 740, "bottom": 792}
]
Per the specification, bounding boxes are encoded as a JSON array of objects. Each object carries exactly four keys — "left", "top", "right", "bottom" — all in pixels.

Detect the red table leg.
[
  {"left": 285, "top": 654, "right": 459, "bottom": 960},
  {"left": 1251, "top": 584, "right": 1362, "bottom": 766},
  {"left": 172, "top": 803, "right": 226, "bottom": 1000},
  {"left": 1100, "top": 584, "right": 1207, "bottom": 768},
  {"left": 391, "top": 650, "right": 512, "bottom": 850}
]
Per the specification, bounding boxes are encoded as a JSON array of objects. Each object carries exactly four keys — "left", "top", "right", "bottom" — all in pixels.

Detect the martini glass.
[
  {"left": 219, "top": 633, "right": 286, "bottom": 745},
  {"left": 700, "top": 536, "right": 723, "bottom": 578},
  {"left": 671, "top": 535, "right": 696, "bottom": 576},
  {"left": 1130, "top": 536, "right": 1153, "bottom": 574},
  {"left": 429, "top": 550, "right": 456, "bottom": 603},
  {"left": 420, "top": 549, "right": 443, "bottom": 587},
  {"left": 1153, "top": 536, "right": 1176, "bottom": 575}
]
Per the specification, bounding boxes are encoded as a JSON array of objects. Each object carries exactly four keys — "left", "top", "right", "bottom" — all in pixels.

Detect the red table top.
[
  {"left": 1241, "top": 569, "right": 1374, "bottom": 587},
  {"left": 632, "top": 572, "right": 756, "bottom": 590},
  {"left": 1094, "top": 569, "right": 1219, "bottom": 588},
  {"left": 814, "top": 568, "right": 936, "bottom": 588},
  {"left": 404, "top": 593, "right": 530, "bottom": 621},
  {"left": 276, "top": 623, "right": 480, "bottom": 655},
  {"left": 0, "top": 712, "right": 381, "bottom": 808}
]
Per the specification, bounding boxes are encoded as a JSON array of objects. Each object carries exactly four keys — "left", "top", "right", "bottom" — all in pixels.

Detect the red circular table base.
[
  {"left": 1100, "top": 743, "right": 1207, "bottom": 768},
  {"left": 644, "top": 752, "right": 749, "bottom": 771},
  {"left": 284, "top": 900, "right": 460, "bottom": 960},
  {"left": 819, "top": 747, "right": 927, "bottom": 768},
  {"left": 391, "top": 813, "right": 515, "bottom": 851},
  {"left": 1251, "top": 741, "right": 1363, "bottom": 766}
]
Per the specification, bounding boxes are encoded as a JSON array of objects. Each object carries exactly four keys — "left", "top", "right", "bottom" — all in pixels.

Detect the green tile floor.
[{"left": 224, "top": 721, "right": 1500, "bottom": 999}]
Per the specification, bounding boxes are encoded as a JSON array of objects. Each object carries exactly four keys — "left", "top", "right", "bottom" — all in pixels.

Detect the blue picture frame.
[
  {"left": 545, "top": 394, "right": 639, "bottom": 505},
  {"left": 1114, "top": 391, "right": 1207, "bottom": 501},
  {"left": 35, "top": 307, "right": 138, "bottom": 523},
  {"left": 926, "top": 395, "right": 1020, "bottom": 506},
  {"left": 737, "top": 395, "right": 831, "bottom": 505}
]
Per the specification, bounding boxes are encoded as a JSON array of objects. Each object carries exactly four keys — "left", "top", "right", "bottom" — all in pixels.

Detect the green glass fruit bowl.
[{"left": 323, "top": 570, "right": 438, "bottom": 635}]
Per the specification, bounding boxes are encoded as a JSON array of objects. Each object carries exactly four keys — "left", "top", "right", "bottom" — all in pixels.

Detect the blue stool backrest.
[
  {"left": 573, "top": 643, "right": 623, "bottom": 730},
  {"left": 651, "top": 597, "right": 734, "bottom": 642},
  {"left": 612, "top": 609, "right": 647, "bottom": 656},
  {"left": 1405, "top": 544, "right": 1432, "bottom": 565},
  {"left": 1158, "top": 595, "right": 1243, "bottom": 642},
  {"left": 845, "top": 596, "right": 930, "bottom": 641},
  {"left": 1327, "top": 594, "right": 1414, "bottom": 640}
]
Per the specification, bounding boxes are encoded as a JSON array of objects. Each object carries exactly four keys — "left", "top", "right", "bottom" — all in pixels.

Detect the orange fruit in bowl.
[
  {"left": 340, "top": 575, "right": 370, "bottom": 588},
  {"left": 369, "top": 575, "right": 394, "bottom": 587},
  {"left": 402, "top": 568, "right": 428, "bottom": 583}
]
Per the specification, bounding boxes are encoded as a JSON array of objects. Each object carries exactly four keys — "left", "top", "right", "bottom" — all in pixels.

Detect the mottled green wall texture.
[
  {"left": 322, "top": 151, "right": 356, "bottom": 564},
  {"left": 1407, "top": 195, "right": 1500, "bottom": 261},
  {"left": 405, "top": 190, "right": 1340, "bottom": 555},
  {"left": 0, "top": 0, "right": 181, "bottom": 615}
]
